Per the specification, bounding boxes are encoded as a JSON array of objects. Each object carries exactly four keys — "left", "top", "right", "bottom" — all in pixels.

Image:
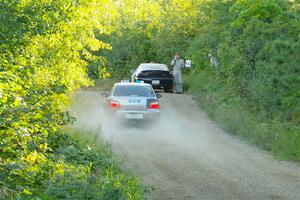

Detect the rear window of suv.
[{"left": 113, "top": 85, "right": 155, "bottom": 97}]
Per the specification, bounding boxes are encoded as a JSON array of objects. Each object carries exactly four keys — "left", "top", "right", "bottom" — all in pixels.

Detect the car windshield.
[
  {"left": 137, "top": 64, "right": 169, "bottom": 73},
  {"left": 113, "top": 85, "right": 155, "bottom": 97},
  {"left": 141, "top": 70, "right": 169, "bottom": 74}
]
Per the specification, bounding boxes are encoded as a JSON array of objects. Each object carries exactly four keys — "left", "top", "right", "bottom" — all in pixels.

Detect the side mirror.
[
  {"left": 101, "top": 92, "right": 109, "bottom": 97},
  {"left": 130, "top": 69, "right": 135, "bottom": 74},
  {"left": 156, "top": 93, "right": 162, "bottom": 98}
]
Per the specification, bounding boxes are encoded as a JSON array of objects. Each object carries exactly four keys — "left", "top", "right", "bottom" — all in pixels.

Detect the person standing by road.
[{"left": 171, "top": 52, "right": 185, "bottom": 93}]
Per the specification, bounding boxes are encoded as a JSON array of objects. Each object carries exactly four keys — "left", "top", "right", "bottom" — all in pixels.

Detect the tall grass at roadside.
[{"left": 184, "top": 70, "right": 300, "bottom": 162}]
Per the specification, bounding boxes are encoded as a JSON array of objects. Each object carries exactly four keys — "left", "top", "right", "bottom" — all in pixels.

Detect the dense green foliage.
[
  {"left": 105, "top": 0, "right": 300, "bottom": 161},
  {"left": 0, "top": 0, "right": 142, "bottom": 199},
  {"left": 1, "top": 0, "right": 300, "bottom": 198},
  {"left": 185, "top": 0, "right": 300, "bottom": 161}
]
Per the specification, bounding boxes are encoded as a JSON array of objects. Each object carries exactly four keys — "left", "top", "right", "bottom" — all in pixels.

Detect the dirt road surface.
[{"left": 71, "top": 91, "right": 300, "bottom": 200}]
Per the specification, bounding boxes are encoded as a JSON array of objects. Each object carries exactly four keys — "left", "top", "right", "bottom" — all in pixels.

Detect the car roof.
[
  {"left": 115, "top": 82, "right": 152, "bottom": 87},
  {"left": 137, "top": 63, "right": 169, "bottom": 71}
]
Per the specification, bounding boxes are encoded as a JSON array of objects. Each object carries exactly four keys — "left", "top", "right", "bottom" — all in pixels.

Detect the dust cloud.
[{"left": 71, "top": 90, "right": 300, "bottom": 200}]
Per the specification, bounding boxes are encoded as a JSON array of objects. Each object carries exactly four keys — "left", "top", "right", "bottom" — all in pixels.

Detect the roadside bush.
[
  {"left": 181, "top": 0, "right": 300, "bottom": 161},
  {"left": 0, "top": 128, "right": 144, "bottom": 199}
]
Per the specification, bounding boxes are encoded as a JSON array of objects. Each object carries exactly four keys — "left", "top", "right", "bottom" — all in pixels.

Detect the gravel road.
[{"left": 71, "top": 91, "right": 300, "bottom": 200}]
